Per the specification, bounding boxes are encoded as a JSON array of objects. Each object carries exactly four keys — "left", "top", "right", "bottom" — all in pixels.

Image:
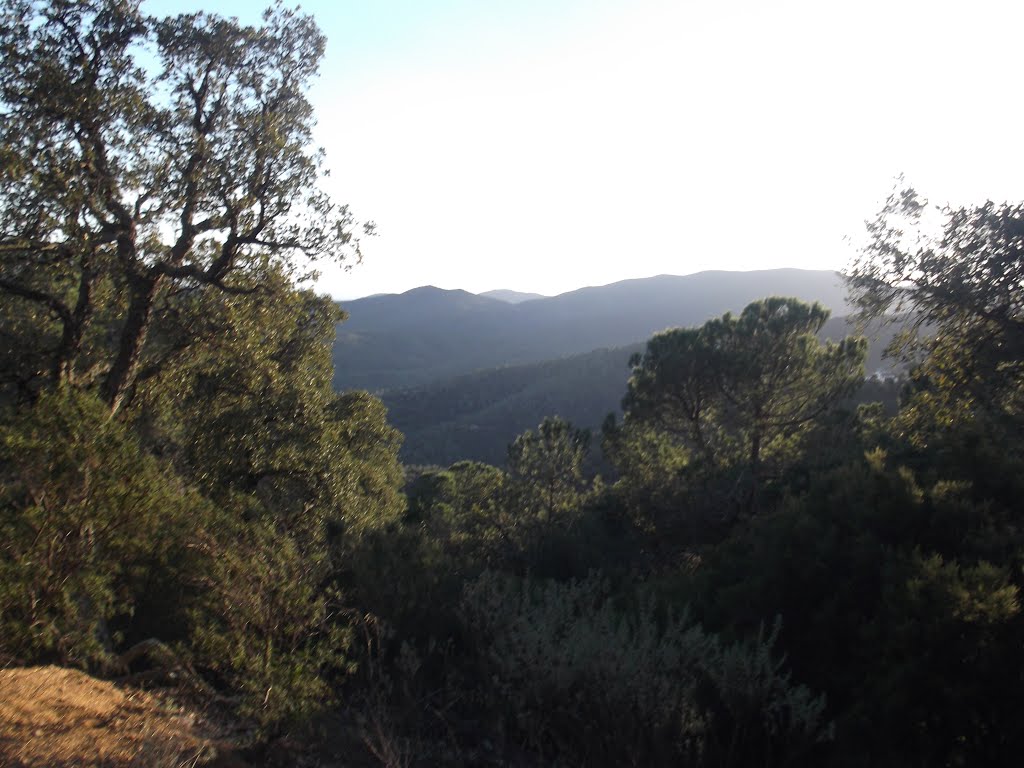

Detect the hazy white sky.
[{"left": 146, "top": 0, "right": 1024, "bottom": 299}]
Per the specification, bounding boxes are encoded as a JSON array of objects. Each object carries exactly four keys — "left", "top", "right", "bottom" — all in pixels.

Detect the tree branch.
[{"left": 0, "top": 277, "right": 72, "bottom": 324}]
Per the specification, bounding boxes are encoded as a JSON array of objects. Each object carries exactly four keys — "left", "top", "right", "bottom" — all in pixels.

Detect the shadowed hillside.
[
  {"left": 383, "top": 314, "right": 899, "bottom": 466},
  {"left": 385, "top": 345, "right": 639, "bottom": 466}
]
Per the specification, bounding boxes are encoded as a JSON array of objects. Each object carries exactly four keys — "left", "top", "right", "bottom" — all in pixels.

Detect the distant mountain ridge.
[{"left": 332, "top": 269, "right": 852, "bottom": 392}]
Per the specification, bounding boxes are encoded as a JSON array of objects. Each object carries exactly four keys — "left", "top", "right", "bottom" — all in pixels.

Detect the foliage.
[
  {"left": 0, "top": 0, "right": 370, "bottom": 412},
  {"left": 123, "top": 248, "right": 404, "bottom": 739},
  {"left": 847, "top": 186, "right": 1024, "bottom": 429},
  {"left": 329, "top": 390, "right": 407, "bottom": 542},
  {"left": 624, "top": 297, "right": 866, "bottom": 517},
  {"left": 461, "top": 571, "right": 831, "bottom": 767},
  {"left": 387, "top": 419, "right": 604, "bottom": 604},
  {"left": 130, "top": 274, "right": 406, "bottom": 548},
  {"left": 189, "top": 520, "right": 353, "bottom": 734},
  {"left": 0, "top": 388, "right": 207, "bottom": 667},
  {"left": 685, "top": 449, "right": 1024, "bottom": 766},
  {"left": 364, "top": 444, "right": 609, "bottom": 642},
  {"left": 506, "top": 416, "right": 591, "bottom": 521},
  {"left": 601, "top": 414, "right": 696, "bottom": 542},
  {"left": 407, "top": 461, "right": 512, "bottom": 573}
]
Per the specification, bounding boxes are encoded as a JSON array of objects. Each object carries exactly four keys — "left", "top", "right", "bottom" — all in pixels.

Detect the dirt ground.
[{"left": 0, "top": 665, "right": 240, "bottom": 767}]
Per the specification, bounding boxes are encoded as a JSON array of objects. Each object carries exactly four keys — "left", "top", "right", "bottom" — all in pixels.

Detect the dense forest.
[{"left": 2, "top": 3, "right": 1024, "bottom": 767}]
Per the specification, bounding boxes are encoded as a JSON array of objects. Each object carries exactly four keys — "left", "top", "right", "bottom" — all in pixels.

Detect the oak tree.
[{"left": 0, "top": 0, "right": 369, "bottom": 412}]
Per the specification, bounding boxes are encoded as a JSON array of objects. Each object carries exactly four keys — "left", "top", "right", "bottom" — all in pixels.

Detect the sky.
[{"left": 144, "top": 0, "right": 1024, "bottom": 299}]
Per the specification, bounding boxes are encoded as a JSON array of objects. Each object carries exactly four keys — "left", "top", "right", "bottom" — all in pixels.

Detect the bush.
[
  {"left": 460, "top": 571, "right": 830, "bottom": 767},
  {"left": 0, "top": 389, "right": 208, "bottom": 667},
  {"left": 189, "top": 520, "right": 354, "bottom": 734}
]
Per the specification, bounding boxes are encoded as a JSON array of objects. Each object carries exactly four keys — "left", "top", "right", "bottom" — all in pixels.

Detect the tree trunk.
[
  {"left": 102, "top": 274, "right": 162, "bottom": 415},
  {"left": 748, "top": 426, "right": 762, "bottom": 516},
  {"left": 55, "top": 260, "right": 94, "bottom": 384}
]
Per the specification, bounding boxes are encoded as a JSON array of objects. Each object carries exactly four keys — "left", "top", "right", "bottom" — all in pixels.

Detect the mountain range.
[
  {"left": 331, "top": 269, "right": 895, "bottom": 466},
  {"left": 332, "top": 269, "right": 853, "bottom": 392}
]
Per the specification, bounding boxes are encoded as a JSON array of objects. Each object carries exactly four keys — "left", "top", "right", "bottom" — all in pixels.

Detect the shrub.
[
  {"left": 460, "top": 571, "right": 830, "bottom": 767},
  {"left": 189, "top": 520, "right": 354, "bottom": 734},
  {"left": 0, "top": 389, "right": 207, "bottom": 667}
]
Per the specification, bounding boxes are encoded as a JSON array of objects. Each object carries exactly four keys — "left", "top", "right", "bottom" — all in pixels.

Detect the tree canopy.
[
  {"left": 0, "top": 0, "right": 370, "bottom": 412},
  {"left": 847, "top": 186, "right": 1024, "bottom": 428},
  {"left": 623, "top": 297, "right": 866, "bottom": 514}
]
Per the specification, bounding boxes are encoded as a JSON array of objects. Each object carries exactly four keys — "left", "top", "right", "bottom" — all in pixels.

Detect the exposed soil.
[{"left": 0, "top": 665, "right": 243, "bottom": 767}]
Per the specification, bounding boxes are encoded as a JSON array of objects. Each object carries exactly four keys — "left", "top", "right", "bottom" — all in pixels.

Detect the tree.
[
  {"left": 0, "top": 0, "right": 369, "bottom": 412},
  {"left": 846, "top": 185, "right": 1024, "bottom": 428},
  {"left": 110, "top": 255, "right": 406, "bottom": 553},
  {"left": 685, "top": 445, "right": 1024, "bottom": 766},
  {"left": 406, "top": 460, "right": 512, "bottom": 571},
  {"left": 507, "top": 416, "right": 591, "bottom": 521},
  {"left": 623, "top": 297, "right": 866, "bottom": 515}
]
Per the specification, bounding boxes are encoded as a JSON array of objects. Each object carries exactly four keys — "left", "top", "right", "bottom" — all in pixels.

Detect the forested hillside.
[
  {"left": 387, "top": 345, "right": 639, "bottom": 466},
  {"left": 385, "top": 314, "right": 900, "bottom": 466},
  {"left": 2, "top": 3, "right": 1023, "bottom": 768}
]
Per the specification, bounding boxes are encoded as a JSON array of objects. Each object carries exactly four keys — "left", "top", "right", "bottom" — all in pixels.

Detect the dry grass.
[{"left": 0, "top": 665, "right": 231, "bottom": 767}]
